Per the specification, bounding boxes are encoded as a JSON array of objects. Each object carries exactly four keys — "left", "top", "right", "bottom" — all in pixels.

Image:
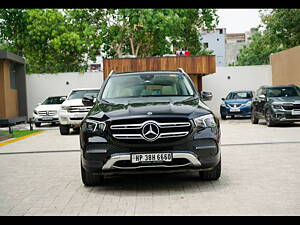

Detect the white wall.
[
  {"left": 202, "top": 65, "right": 272, "bottom": 118},
  {"left": 25, "top": 66, "right": 272, "bottom": 119},
  {"left": 26, "top": 72, "right": 103, "bottom": 118}
]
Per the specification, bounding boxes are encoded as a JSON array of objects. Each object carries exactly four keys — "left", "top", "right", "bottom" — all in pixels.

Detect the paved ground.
[{"left": 0, "top": 120, "right": 300, "bottom": 216}]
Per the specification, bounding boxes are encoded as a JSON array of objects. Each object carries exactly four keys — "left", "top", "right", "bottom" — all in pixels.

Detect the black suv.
[
  {"left": 251, "top": 85, "right": 300, "bottom": 127},
  {"left": 79, "top": 69, "right": 221, "bottom": 186}
]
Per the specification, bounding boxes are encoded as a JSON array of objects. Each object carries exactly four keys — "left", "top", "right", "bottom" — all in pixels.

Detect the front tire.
[
  {"left": 81, "top": 162, "right": 104, "bottom": 186},
  {"left": 35, "top": 122, "right": 41, "bottom": 127},
  {"left": 199, "top": 160, "right": 221, "bottom": 181},
  {"left": 59, "top": 124, "right": 70, "bottom": 135},
  {"left": 251, "top": 110, "right": 259, "bottom": 124},
  {"left": 265, "top": 109, "right": 276, "bottom": 127}
]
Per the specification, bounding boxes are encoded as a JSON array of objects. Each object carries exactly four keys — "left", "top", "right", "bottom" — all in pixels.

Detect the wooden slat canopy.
[{"left": 103, "top": 55, "right": 216, "bottom": 80}]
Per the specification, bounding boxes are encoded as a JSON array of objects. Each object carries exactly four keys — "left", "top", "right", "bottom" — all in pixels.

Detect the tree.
[
  {"left": 0, "top": 8, "right": 219, "bottom": 73},
  {"left": 235, "top": 9, "right": 300, "bottom": 66},
  {"left": 0, "top": 9, "right": 103, "bottom": 73},
  {"left": 100, "top": 9, "right": 219, "bottom": 58}
]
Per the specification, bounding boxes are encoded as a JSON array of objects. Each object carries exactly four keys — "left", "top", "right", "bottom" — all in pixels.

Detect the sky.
[{"left": 216, "top": 9, "right": 264, "bottom": 33}]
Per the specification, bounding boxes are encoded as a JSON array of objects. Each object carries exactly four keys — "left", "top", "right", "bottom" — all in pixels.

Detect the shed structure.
[
  {"left": 0, "top": 50, "right": 28, "bottom": 126},
  {"left": 103, "top": 55, "right": 216, "bottom": 92}
]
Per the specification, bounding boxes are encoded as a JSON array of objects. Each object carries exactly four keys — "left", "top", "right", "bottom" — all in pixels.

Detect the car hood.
[
  {"left": 61, "top": 99, "right": 84, "bottom": 107},
  {"left": 87, "top": 96, "right": 213, "bottom": 121},
  {"left": 269, "top": 96, "right": 300, "bottom": 103},
  {"left": 35, "top": 104, "right": 61, "bottom": 111},
  {"left": 224, "top": 99, "right": 251, "bottom": 105}
]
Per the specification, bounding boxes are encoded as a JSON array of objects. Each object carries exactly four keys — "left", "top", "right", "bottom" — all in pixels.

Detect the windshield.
[
  {"left": 267, "top": 87, "right": 300, "bottom": 98},
  {"left": 42, "top": 96, "right": 66, "bottom": 105},
  {"left": 101, "top": 73, "right": 195, "bottom": 99},
  {"left": 68, "top": 90, "right": 100, "bottom": 100},
  {"left": 226, "top": 92, "right": 253, "bottom": 100}
]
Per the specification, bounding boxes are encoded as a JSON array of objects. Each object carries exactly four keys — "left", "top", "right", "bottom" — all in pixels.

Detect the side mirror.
[
  {"left": 221, "top": 98, "right": 225, "bottom": 101},
  {"left": 60, "top": 96, "right": 67, "bottom": 102},
  {"left": 201, "top": 91, "right": 213, "bottom": 101},
  {"left": 82, "top": 96, "right": 95, "bottom": 106},
  {"left": 259, "top": 94, "right": 266, "bottom": 101}
]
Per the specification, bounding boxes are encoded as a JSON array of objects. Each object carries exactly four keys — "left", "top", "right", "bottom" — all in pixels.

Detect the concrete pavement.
[{"left": 0, "top": 120, "right": 299, "bottom": 216}]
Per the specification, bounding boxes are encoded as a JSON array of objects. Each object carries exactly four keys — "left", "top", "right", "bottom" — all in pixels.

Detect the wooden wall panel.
[{"left": 103, "top": 56, "right": 216, "bottom": 80}]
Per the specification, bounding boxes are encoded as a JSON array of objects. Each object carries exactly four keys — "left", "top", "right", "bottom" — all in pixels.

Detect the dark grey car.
[{"left": 251, "top": 85, "right": 300, "bottom": 127}]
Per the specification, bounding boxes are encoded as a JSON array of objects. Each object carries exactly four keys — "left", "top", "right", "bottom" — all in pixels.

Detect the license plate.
[
  {"left": 292, "top": 110, "right": 300, "bottom": 115},
  {"left": 230, "top": 108, "right": 240, "bottom": 112},
  {"left": 42, "top": 117, "right": 53, "bottom": 120},
  {"left": 131, "top": 153, "right": 172, "bottom": 164}
]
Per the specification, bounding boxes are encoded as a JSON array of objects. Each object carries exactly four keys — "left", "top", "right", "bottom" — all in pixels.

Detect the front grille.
[
  {"left": 228, "top": 104, "right": 242, "bottom": 108},
  {"left": 38, "top": 111, "right": 47, "bottom": 116},
  {"left": 110, "top": 118, "right": 191, "bottom": 143},
  {"left": 38, "top": 110, "right": 57, "bottom": 116},
  {"left": 294, "top": 104, "right": 300, "bottom": 110},
  {"left": 67, "top": 106, "right": 92, "bottom": 113},
  {"left": 282, "top": 104, "right": 300, "bottom": 110}
]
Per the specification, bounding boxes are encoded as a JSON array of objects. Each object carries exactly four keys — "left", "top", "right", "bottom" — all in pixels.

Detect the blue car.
[{"left": 220, "top": 91, "right": 254, "bottom": 120}]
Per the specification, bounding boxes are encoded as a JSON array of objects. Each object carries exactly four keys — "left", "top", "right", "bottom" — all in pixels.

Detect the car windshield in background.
[
  {"left": 267, "top": 87, "right": 300, "bottom": 97},
  {"left": 101, "top": 73, "right": 195, "bottom": 99},
  {"left": 68, "top": 90, "right": 100, "bottom": 100},
  {"left": 226, "top": 92, "right": 253, "bottom": 100},
  {"left": 42, "top": 96, "right": 66, "bottom": 105}
]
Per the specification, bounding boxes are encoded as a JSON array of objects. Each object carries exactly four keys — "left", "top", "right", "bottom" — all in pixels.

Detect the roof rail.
[
  {"left": 177, "top": 68, "right": 185, "bottom": 73},
  {"left": 108, "top": 70, "right": 117, "bottom": 77}
]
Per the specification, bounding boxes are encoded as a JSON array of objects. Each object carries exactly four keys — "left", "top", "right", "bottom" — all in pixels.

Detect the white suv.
[
  {"left": 33, "top": 96, "right": 66, "bottom": 127},
  {"left": 58, "top": 88, "right": 100, "bottom": 135}
]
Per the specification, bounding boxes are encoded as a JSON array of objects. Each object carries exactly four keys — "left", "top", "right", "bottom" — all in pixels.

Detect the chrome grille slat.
[
  {"left": 110, "top": 121, "right": 190, "bottom": 130},
  {"left": 111, "top": 120, "right": 191, "bottom": 141},
  {"left": 67, "top": 106, "right": 92, "bottom": 113}
]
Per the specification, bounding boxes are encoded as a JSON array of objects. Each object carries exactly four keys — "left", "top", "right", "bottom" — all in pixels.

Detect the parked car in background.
[
  {"left": 33, "top": 96, "right": 66, "bottom": 127},
  {"left": 58, "top": 88, "right": 100, "bottom": 135},
  {"left": 220, "top": 91, "right": 254, "bottom": 120},
  {"left": 251, "top": 85, "right": 300, "bottom": 127}
]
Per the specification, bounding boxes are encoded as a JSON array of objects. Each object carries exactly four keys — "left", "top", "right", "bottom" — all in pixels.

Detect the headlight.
[
  {"left": 85, "top": 119, "right": 106, "bottom": 133},
  {"left": 194, "top": 114, "right": 217, "bottom": 128},
  {"left": 244, "top": 101, "right": 252, "bottom": 107},
  {"left": 60, "top": 106, "right": 69, "bottom": 110},
  {"left": 272, "top": 104, "right": 282, "bottom": 110},
  {"left": 221, "top": 103, "right": 227, "bottom": 107},
  {"left": 34, "top": 110, "right": 38, "bottom": 114}
]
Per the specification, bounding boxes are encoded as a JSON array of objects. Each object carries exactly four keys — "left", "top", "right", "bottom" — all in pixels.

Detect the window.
[
  {"left": 204, "top": 43, "right": 209, "bottom": 48},
  {"left": 101, "top": 73, "right": 195, "bottom": 99},
  {"left": 68, "top": 90, "right": 100, "bottom": 100},
  {"left": 9, "top": 63, "right": 17, "bottom": 89}
]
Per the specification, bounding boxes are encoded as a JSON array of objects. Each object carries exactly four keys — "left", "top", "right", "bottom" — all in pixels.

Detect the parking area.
[{"left": 0, "top": 120, "right": 300, "bottom": 216}]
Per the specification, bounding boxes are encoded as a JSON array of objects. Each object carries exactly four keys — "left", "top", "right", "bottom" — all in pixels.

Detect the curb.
[{"left": 0, "top": 131, "right": 44, "bottom": 147}]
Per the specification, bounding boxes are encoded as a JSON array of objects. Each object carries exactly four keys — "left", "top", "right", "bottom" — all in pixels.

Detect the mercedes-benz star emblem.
[{"left": 142, "top": 122, "right": 160, "bottom": 142}]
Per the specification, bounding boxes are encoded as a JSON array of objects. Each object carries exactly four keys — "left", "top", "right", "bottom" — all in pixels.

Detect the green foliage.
[
  {"left": 0, "top": 8, "right": 218, "bottom": 73},
  {"left": 100, "top": 9, "right": 219, "bottom": 58},
  {"left": 236, "top": 9, "right": 300, "bottom": 66},
  {"left": 0, "top": 9, "right": 103, "bottom": 73}
]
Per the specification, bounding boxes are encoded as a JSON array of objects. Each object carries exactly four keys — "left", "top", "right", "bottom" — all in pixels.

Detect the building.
[
  {"left": 0, "top": 50, "right": 28, "bottom": 126},
  {"left": 200, "top": 28, "right": 226, "bottom": 67},
  {"left": 200, "top": 28, "right": 256, "bottom": 66}
]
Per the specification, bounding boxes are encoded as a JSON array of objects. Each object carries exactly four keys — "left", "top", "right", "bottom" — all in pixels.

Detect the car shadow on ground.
[
  {"left": 258, "top": 121, "right": 300, "bottom": 128},
  {"left": 86, "top": 172, "right": 228, "bottom": 194}
]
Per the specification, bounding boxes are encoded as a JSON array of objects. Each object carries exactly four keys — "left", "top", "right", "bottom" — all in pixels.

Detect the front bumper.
[
  {"left": 81, "top": 129, "right": 221, "bottom": 175},
  {"left": 58, "top": 110, "right": 88, "bottom": 126},
  {"left": 33, "top": 114, "right": 59, "bottom": 123},
  {"left": 271, "top": 109, "right": 300, "bottom": 123},
  {"left": 220, "top": 105, "right": 251, "bottom": 117}
]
